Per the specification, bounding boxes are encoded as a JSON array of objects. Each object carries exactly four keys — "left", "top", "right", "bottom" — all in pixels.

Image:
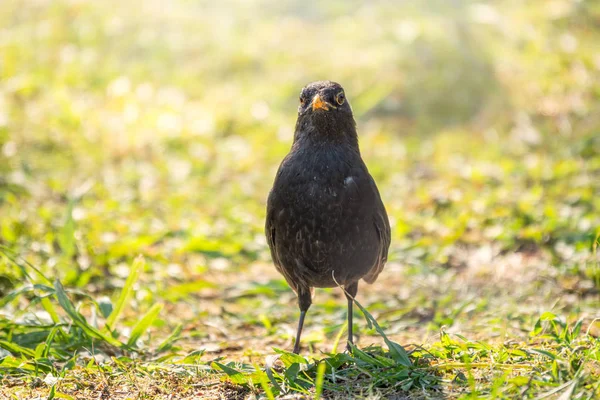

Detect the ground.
[{"left": 1, "top": 0, "right": 600, "bottom": 398}]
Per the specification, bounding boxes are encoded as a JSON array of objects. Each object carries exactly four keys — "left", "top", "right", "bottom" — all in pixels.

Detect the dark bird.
[{"left": 265, "top": 81, "right": 391, "bottom": 353}]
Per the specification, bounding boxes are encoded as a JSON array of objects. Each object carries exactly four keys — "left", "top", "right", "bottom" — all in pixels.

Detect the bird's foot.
[{"left": 292, "top": 343, "right": 300, "bottom": 354}]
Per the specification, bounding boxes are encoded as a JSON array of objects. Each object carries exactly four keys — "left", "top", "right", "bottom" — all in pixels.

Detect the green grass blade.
[
  {"left": 105, "top": 255, "right": 144, "bottom": 331},
  {"left": 0, "top": 283, "right": 53, "bottom": 307},
  {"left": 157, "top": 323, "right": 183, "bottom": 353},
  {"left": 254, "top": 363, "right": 275, "bottom": 400},
  {"left": 353, "top": 298, "right": 412, "bottom": 367},
  {"left": 314, "top": 361, "right": 326, "bottom": 400},
  {"left": 211, "top": 362, "right": 249, "bottom": 384},
  {"left": 43, "top": 326, "right": 62, "bottom": 358},
  {"left": 127, "top": 303, "right": 163, "bottom": 347},
  {"left": 0, "top": 246, "right": 51, "bottom": 285},
  {"left": 54, "top": 391, "right": 76, "bottom": 400},
  {"left": 272, "top": 348, "right": 308, "bottom": 367},
  {"left": 41, "top": 296, "right": 61, "bottom": 324},
  {"left": 48, "top": 384, "right": 56, "bottom": 400},
  {"left": 54, "top": 280, "right": 123, "bottom": 348},
  {"left": 331, "top": 321, "right": 347, "bottom": 354},
  {"left": 58, "top": 200, "right": 76, "bottom": 259},
  {"left": 349, "top": 343, "right": 389, "bottom": 367},
  {"left": 0, "top": 340, "right": 36, "bottom": 358}
]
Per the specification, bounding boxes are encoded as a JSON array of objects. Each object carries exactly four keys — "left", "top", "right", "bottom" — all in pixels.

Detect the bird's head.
[
  {"left": 298, "top": 81, "right": 352, "bottom": 116},
  {"left": 295, "top": 81, "right": 357, "bottom": 145}
]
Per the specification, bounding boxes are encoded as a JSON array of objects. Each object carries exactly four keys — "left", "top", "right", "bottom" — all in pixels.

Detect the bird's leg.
[
  {"left": 344, "top": 282, "right": 359, "bottom": 352},
  {"left": 293, "top": 288, "right": 312, "bottom": 354},
  {"left": 293, "top": 311, "right": 306, "bottom": 354}
]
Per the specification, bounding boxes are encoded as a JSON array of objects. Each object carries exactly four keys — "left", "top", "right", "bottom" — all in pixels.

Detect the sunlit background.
[{"left": 1, "top": 0, "right": 599, "bottom": 397}]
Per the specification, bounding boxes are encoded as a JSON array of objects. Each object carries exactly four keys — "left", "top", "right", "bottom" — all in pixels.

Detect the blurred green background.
[{"left": 1, "top": 0, "right": 599, "bottom": 379}]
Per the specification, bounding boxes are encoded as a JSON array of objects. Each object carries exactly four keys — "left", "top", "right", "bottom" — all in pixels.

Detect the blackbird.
[{"left": 265, "top": 81, "right": 391, "bottom": 353}]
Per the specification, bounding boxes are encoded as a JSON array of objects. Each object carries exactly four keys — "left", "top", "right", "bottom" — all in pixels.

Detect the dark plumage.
[{"left": 265, "top": 81, "right": 391, "bottom": 353}]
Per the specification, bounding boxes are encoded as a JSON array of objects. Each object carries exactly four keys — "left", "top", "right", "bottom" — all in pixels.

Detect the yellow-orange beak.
[{"left": 311, "top": 94, "right": 330, "bottom": 111}]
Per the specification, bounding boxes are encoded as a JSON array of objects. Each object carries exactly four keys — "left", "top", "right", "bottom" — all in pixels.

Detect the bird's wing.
[
  {"left": 265, "top": 187, "right": 310, "bottom": 293},
  {"left": 363, "top": 176, "right": 391, "bottom": 284},
  {"left": 265, "top": 191, "right": 281, "bottom": 269}
]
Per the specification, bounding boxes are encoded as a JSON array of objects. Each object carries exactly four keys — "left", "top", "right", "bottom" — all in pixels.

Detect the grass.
[{"left": 1, "top": 0, "right": 600, "bottom": 398}]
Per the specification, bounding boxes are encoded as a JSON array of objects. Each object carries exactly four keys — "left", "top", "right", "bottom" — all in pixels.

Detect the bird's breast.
[{"left": 267, "top": 141, "right": 387, "bottom": 288}]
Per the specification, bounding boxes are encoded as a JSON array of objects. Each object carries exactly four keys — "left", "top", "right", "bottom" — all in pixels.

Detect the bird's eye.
[{"left": 335, "top": 92, "right": 345, "bottom": 105}]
